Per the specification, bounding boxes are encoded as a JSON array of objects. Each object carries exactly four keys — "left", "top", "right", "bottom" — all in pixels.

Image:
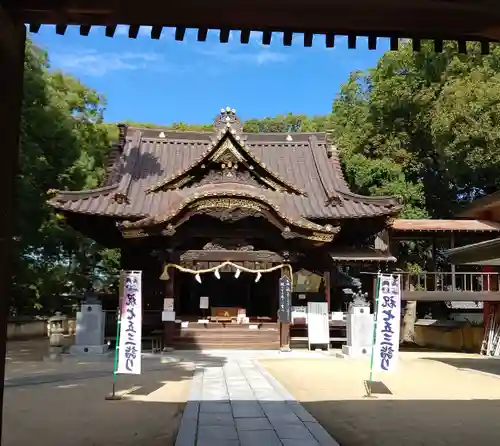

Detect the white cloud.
[
  {"left": 195, "top": 44, "right": 289, "bottom": 66},
  {"left": 49, "top": 49, "right": 172, "bottom": 76}
]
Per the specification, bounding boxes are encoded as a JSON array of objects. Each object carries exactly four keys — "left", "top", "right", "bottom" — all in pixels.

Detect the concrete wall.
[
  {"left": 7, "top": 318, "right": 76, "bottom": 340},
  {"left": 414, "top": 320, "right": 484, "bottom": 353}
]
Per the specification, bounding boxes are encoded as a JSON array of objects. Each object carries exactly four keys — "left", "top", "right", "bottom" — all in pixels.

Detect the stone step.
[
  {"left": 175, "top": 332, "right": 279, "bottom": 338},
  {"left": 175, "top": 323, "right": 278, "bottom": 330},
  {"left": 172, "top": 341, "right": 280, "bottom": 350}
]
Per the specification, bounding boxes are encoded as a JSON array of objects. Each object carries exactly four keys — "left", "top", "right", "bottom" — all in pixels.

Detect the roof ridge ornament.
[{"left": 214, "top": 106, "right": 243, "bottom": 134}]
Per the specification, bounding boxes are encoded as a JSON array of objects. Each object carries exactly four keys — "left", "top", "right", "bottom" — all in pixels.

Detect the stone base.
[
  {"left": 341, "top": 345, "right": 372, "bottom": 358},
  {"left": 69, "top": 344, "right": 110, "bottom": 356},
  {"left": 43, "top": 346, "right": 64, "bottom": 362}
]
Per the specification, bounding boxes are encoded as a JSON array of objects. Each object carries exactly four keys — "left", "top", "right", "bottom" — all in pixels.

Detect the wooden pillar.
[
  {"left": 163, "top": 265, "right": 175, "bottom": 351},
  {"left": 120, "top": 245, "right": 135, "bottom": 270},
  {"left": 324, "top": 271, "right": 331, "bottom": 312},
  {"left": 0, "top": 10, "right": 26, "bottom": 444},
  {"left": 279, "top": 266, "right": 291, "bottom": 352},
  {"left": 450, "top": 232, "right": 456, "bottom": 291}
]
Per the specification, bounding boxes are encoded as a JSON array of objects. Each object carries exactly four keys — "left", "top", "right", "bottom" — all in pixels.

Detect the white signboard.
[
  {"left": 307, "top": 302, "right": 329, "bottom": 348},
  {"left": 164, "top": 298, "right": 174, "bottom": 311},
  {"left": 162, "top": 310, "right": 175, "bottom": 322},
  {"left": 200, "top": 296, "right": 209, "bottom": 309},
  {"left": 373, "top": 274, "right": 401, "bottom": 372},
  {"left": 117, "top": 270, "right": 142, "bottom": 375}
]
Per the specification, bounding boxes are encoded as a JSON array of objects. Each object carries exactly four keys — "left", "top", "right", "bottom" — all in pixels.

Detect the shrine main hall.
[{"left": 48, "top": 107, "right": 402, "bottom": 349}]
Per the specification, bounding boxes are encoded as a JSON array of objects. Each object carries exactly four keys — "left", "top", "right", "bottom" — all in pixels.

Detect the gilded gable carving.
[
  {"left": 194, "top": 170, "right": 264, "bottom": 188},
  {"left": 211, "top": 138, "right": 244, "bottom": 165},
  {"left": 193, "top": 197, "right": 263, "bottom": 212}
]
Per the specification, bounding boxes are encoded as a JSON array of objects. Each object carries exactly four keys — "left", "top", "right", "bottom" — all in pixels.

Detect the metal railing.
[{"left": 401, "top": 271, "right": 500, "bottom": 293}]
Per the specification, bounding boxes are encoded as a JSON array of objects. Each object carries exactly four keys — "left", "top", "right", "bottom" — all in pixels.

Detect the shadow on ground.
[
  {"left": 303, "top": 398, "right": 500, "bottom": 446},
  {"left": 6, "top": 341, "right": 500, "bottom": 446},
  {"left": 5, "top": 394, "right": 500, "bottom": 446},
  {"left": 422, "top": 355, "right": 500, "bottom": 377},
  {"left": 259, "top": 354, "right": 500, "bottom": 446},
  {"left": 3, "top": 349, "right": 229, "bottom": 446}
]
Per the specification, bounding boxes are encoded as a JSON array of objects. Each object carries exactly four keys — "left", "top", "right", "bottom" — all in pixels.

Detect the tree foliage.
[
  {"left": 330, "top": 42, "right": 500, "bottom": 218},
  {"left": 13, "top": 40, "right": 118, "bottom": 316}
]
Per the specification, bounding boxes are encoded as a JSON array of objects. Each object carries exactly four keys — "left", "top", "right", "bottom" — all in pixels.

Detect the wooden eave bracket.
[{"left": 117, "top": 192, "right": 340, "bottom": 242}]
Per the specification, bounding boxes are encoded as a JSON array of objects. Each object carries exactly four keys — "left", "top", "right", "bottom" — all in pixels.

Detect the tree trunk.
[{"left": 402, "top": 300, "right": 417, "bottom": 343}]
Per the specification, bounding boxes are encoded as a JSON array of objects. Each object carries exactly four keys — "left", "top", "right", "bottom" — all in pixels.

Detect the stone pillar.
[
  {"left": 341, "top": 296, "right": 374, "bottom": 358},
  {"left": 163, "top": 265, "right": 176, "bottom": 351},
  {"left": 0, "top": 10, "right": 26, "bottom": 441},
  {"left": 69, "top": 296, "right": 109, "bottom": 356}
]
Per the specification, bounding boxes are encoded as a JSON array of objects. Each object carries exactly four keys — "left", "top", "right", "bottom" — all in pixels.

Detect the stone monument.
[
  {"left": 341, "top": 291, "right": 374, "bottom": 358},
  {"left": 69, "top": 294, "right": 109, "bottom": 356}
]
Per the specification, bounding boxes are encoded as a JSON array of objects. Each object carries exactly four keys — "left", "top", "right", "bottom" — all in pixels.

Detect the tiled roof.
[
  {"left": 48, "top": 114, "right": 400, "bottom": 226},
  {"left": 445, "top": 236, "right": 500, "bottom": 265},
  {"left": 330, "top": 249, "right": 396, "bottom": 262},
  {"left": 458, "top": 190, "right": 500, "bottom": 218},
  {"left": 391, "top": 219, "right": 500, "bottom": 232}
]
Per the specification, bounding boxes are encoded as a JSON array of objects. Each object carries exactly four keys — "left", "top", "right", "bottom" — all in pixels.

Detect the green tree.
[
  {"left": 330, "top": 41, "right": 500, "bottom": 341},
  {"left": 330, "top": 73, "right": 428, "bottom": 219},
  {"left": 334, "top": 42, "right": 500, "bottom": 217},
  {"left": 243, "top": 113, "right": 329, "bottom": 133},
  {"left": 12, "top": 40, "right": 117, "bottom": 316}
]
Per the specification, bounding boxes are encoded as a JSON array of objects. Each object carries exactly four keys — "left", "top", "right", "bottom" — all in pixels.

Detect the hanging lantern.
[
  {"left": 234, "top": 268, "right": 241, "bottom": 279},
  {"left": 195, "top": 273, "right": 202, "bottom": 284},
  {"left": 214, "top": 268, "right": 221, "bottom": 279},
  {"left": 255, "top": 272, "right": 262, "bottom": 283}
]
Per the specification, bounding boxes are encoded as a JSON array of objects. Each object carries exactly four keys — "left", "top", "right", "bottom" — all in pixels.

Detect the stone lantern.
[{"left": 47, "top": 312, "right": 67, "bottom": 357}]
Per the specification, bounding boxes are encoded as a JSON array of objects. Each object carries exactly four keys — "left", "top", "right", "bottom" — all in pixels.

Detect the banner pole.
[
  {"left": 106, "top": 305, "right": 122, "bottom": 400},
  {"left": 366, "top": 273, "right": 380, "bottom": 397},
  {"left": 106, "top": 274, "right": 123, "bottom": 401}
]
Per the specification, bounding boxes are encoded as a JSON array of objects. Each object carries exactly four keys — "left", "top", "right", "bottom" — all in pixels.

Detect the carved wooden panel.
[
  {"left": 194, "top": 169, "right": 263, "bottom": 188},
  {"left": 179, "top": 250, "right": 287, "bottom": 263},
  {"left": 202, "top": 239, "right": 254, "bottom": 251}
]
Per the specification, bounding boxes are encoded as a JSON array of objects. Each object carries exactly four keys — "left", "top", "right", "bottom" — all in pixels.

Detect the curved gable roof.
[{"left": 48, "top": 110, "right": 400, "bottom": 222}]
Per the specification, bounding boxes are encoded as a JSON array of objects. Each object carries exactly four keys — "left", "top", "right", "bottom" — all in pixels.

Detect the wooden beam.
[
  {"left": 10, "top": 0, "right": 500, "bottom": 42},
  {"left": 179, "top": 250, "right": 291, "bottom": 263},
  {"left": 402, "top": 291, "right": 500, "bottom": 302},
  {"left": 0, "top": 7, "right": 26, "bottom": 443}
]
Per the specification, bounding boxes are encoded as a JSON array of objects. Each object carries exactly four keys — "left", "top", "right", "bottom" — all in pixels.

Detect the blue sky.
[{"left": 31, "top": 26, "right": 389, "bottom": 125}]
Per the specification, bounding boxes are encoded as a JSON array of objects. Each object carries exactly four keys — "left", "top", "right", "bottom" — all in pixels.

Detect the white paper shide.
[
  {"left": 117, "top": 270, "right": 142, "bottom": 375},
  {"left": 373, "top": 274, "right": 401, "bottom": 372}
]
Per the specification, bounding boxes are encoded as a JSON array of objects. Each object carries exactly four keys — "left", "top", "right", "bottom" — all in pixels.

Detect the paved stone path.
[{"left": 175, "top": 357, "right": 339, "bottom": 446}]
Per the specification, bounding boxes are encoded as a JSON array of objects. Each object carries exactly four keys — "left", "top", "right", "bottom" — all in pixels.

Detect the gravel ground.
[
  {"left": 261, "top": 352, "right": 500, "bottom": 446},
  {"left": 3, "top": 339, "right": 194, "bottom": 446}
]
